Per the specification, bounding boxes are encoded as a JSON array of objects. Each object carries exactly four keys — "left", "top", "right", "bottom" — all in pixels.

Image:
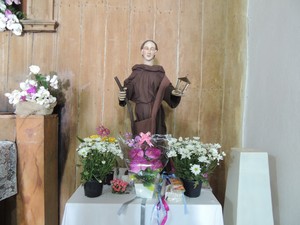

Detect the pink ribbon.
[
  {"left": 160, "top": 197, "right": 169, "bottom": 225},
  {"left": 138, "top": 132, "right": 153, "bottom": 147}
]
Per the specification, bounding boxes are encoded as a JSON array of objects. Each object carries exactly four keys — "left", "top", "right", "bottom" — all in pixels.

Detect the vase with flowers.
[
  {"left": 76, "top": 125, "right": 123, "bottom": 197},
  {"left": 4, "top": 65, "right": 60, "bottom": 116},
  {"left": 166, "top": 136, "right": 226, "bottom": 197},
  {"left": 118, "top": 132, "right": 169, "bottom": 198}
]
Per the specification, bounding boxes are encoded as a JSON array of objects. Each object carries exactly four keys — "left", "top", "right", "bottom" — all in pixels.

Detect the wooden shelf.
[{"left": 21, "top": 20, "right": 58, "bottom": 32}]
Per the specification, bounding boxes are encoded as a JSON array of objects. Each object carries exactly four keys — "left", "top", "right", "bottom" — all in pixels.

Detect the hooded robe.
[{"left": 120, "top": 64, "right": 181, "bottom": 135}]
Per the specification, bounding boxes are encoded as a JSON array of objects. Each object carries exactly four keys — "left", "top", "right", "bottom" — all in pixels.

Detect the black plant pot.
[
  {"left": 181, "top": 178, "right": 202, "bottom": 198},
  {"left": 104, "top": 171, "right": 114, "bottom": 185},
  {"left": 84, "top": 180, "right": 103, "bottom": 197}
]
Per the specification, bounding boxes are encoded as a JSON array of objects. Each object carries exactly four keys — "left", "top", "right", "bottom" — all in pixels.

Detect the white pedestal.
[{"left": 223, "top": 148, "right": 274, "bottom": 225}]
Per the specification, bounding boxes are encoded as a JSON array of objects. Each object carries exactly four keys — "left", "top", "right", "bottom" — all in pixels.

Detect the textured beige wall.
[{"left": 0, "top": 0, "right": 247, "bottom": 220}]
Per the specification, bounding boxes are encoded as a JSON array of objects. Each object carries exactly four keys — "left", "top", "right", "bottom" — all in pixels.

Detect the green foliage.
[
  {"left": 35, "top": 74, "right": 49, "bottom": 89},
  {"left": 172, "top": 157, "right": 218, "bottom": 182},
  {"left": 172, "top": 157, "right": 196, "bottom": 180},
  {"left": 79, "top": 149, "right": 116, "bottom": 183},
  {"left": 7, "top": 4, "right": 26, "bottom": 20},
  {"left": 133, "top": 168, "right": 159, "bottom": 187}
]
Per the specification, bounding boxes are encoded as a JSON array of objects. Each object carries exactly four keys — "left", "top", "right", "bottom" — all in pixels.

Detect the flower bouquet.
[
  {"left": 118, "top": 132, "right": 169, "bottom": 198},
  {"left": 77, "top": 125, "right": 123, "bottom": 197},
  {"left": 166, "top": 136, "right": 226, "bottom": 197},
  {"left": 0, "top": 0, "right": 25, "bottom": 36},
  {"left": 5, "top": 65, "right": 60, "bottom": 115}
]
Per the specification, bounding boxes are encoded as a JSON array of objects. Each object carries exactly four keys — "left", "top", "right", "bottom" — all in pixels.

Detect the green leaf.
[{"left": 77, "top": 136, "right": 85, "bottom": 143}]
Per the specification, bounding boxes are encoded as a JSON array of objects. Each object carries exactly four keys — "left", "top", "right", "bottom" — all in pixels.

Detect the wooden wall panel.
[
  {"left": 0, "top": 0, "right": 246, "bottom": 221},
  {"left": 129, "top": 0, "right": 155, "bottom": 69},
  {"left": 175, "top": 0, "right": 202, "bottom": 137},
  {"left": 55, "top": 0, "right": 82, "bottom": 221},
  {"left": 199, "top": 0, "right": 226, "bottom": 143},
  {"left": 0, "top": 33, "right": 9, "bottom": 112},
  {"left": 26, "top": 0, "right": 53, "bottom": 20},
  {"left": 6, "top": 35, "right": 32, "bottom": 113},
  {"left": 78, "top": 1, "right": 106, "bottom": 136},
  {"left": 103, "top": 2, "right": 130, "bottom": 132}
]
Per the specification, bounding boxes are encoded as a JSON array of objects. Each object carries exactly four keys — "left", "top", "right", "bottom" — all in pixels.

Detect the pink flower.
[
  {"left": 129, "top": 148, "right": 144, "bottom": 159},
  {"left": 20, "top": 95, "right": 26, "bottom": 101},
  {"left": 26, "top": 85, "right": 37, "bottom": 94},
  {"left": 202, "top": 173, "right": 208, "bottom": 178},
  {"left": 111, "top": 179, "right": 128, "bottom": 193},
  {"left": 150, "top": 159, "right": 163, "bottom": 170},
  {"left": 129, "top": 158, "right": 151, "bottom": 173},
  {"left": 4, "top": 9, "right": 13, "bottom": 18},
  {"left": 5, "top": 0, "right": 21, "bottom": 5},
  {"left": 96, "top": 125, "right": 110, "bottom": 137},
  {"left": 145, "top": 147, "right": 161, "bottom": 159}
]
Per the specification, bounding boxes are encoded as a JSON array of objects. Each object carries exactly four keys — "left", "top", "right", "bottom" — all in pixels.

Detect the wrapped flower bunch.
[{"left": 118, "top": 132, "right": 169, "bottom": 198}]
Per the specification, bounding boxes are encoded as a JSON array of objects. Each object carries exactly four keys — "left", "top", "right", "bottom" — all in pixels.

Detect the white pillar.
[{"left": 223, "top": 148, "right": 274, "bottom": 225}]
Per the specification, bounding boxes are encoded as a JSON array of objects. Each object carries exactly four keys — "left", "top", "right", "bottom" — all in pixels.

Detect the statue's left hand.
[{"left": 171, "top": 90, "right": 184, "bottom": 97}]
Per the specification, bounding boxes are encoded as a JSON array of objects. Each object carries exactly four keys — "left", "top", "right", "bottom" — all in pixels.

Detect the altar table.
[{"left": 62, "top": 185, "right": 224, "bottom": 225}]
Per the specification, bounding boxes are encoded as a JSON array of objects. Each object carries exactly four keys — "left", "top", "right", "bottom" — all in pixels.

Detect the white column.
[{"left": 223, "top": 148, "right": 274, "bottom": 225}]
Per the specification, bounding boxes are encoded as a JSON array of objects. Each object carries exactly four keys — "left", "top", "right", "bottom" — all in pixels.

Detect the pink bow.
[{"left": 138, "top": 132, "right": 153, "bottom": 147}]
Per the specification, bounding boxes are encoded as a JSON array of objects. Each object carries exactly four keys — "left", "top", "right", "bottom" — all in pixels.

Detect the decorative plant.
[
  {"left": 111, "top": 179, "right": 129, "bottom": 194},
  {"left": 77, "top": 125, "right": 123, "bottom": 184},
  {"left": 118, "top": 132, "right": 169, "bottom": 188},
  {"left": 4, "top": 65, "right": 59, "bottom": 109},
  {"left": 0, "top": 0, "right": 25, "bottom": 36},
  {"left": 166, "top": 136, "right": 226, "bottom": 187}
]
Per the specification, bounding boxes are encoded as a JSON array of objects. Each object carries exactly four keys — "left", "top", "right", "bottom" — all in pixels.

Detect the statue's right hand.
[{"left": 118, "top": 87, "right": 127, "bottom": 101}]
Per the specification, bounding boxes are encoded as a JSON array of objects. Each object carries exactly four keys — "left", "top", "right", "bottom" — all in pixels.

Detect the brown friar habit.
[{"left": 120, "top": 64, "right": 181, "bottom": 135}]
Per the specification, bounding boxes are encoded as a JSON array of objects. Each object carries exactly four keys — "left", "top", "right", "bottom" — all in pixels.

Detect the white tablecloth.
[{"left": 62, "top": 185, "right": 224, "bottom": 225}]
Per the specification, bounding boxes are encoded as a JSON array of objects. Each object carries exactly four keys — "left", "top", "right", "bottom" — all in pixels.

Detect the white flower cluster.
[
  {"left": 5, "top": 65, "right": 59, "bottom": 108},
  {"left": 0, "top": 0, "right": 22, "bottom": 36},
  {"left": 166, "top": 136, "right": 226, "bottom": 176},
  {"left": 77, "top": 136, "right": 123, "bottom": 160}
]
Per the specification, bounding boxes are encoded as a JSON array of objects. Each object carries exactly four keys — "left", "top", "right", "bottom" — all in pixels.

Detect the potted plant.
[
  {"left": 166, "top": 136, "right": 226, "bottom": 197},
  {"left": 4, "top": 65, "right": 60, "bottom": 115},
  {"left": 110, "top": 179, "right": 129, "bottom": 194},
  {"left": 77, "top": 125, "right": 123, "bottom": 197}
]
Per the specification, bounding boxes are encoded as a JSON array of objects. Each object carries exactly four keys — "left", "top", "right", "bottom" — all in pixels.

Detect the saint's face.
[{"left": 141, "top": 41, "right": 157, "bottom": 62}]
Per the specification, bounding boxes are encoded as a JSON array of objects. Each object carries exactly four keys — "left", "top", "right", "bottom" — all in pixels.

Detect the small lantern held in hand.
[{"left": 172, "top": 76, "right": 191, "bottom": 96}]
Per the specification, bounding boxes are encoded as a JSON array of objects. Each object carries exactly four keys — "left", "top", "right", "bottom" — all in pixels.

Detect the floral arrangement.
[
  {"left": 166, "top": 136, "right": 226, "bottom": 186},
  {"left": 0, "top": 0, "right": 25, "bottom": 36},
  {"left": 77, "top": 125, "right": 123, "bottom": 184},
  {"left": 119, "top": 132, "right": 169, "bottom": 188},
  {"left": 110, "top": 179, "right": 129, "bottom": 194},
  {"left": 5, "top": 65, "right": 59, "bottom": 109}
]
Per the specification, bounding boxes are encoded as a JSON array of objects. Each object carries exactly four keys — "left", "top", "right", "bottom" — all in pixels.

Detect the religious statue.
[{"left": 117, "top": 40, "right": 186, "bottom": 135}]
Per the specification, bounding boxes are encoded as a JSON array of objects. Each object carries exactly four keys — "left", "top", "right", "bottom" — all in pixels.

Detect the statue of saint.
[{"left": 118, "top": 40, "right": 184, "bottom": 135}]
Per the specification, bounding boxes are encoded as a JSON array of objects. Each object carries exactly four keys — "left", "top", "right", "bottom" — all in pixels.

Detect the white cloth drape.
[{"left": 62, "top": 185, "right": 224, "bottom": 225}]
